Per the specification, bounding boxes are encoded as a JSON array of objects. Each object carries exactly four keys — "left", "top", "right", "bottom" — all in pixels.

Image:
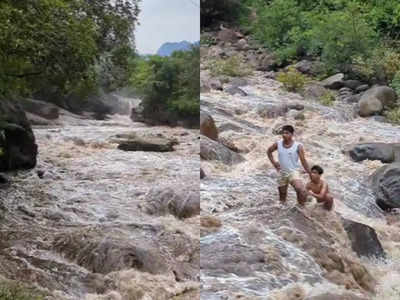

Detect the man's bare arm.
[
  {"left": 311, "top": 181, "right": 328, "bottom": 200},
  {"left": 267, "top": 142, "right": 280, "bottom": 171},
  {"left": 298, "top": 144, "right": 311, "bottom": 174}
]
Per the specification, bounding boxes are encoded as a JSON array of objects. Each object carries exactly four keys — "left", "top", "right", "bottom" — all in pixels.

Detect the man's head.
[
  {"left": 310, "top": 165, "right": 323, "bottom": 182},
  {"left": 281, "top": 125, "right": 294, "bottom": 142}
]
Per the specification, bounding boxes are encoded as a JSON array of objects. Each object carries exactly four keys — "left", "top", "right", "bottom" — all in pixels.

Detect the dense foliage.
[
  {"left": 129, "top": 47, "right": 200, "bottom": 127},
  {"left": 0, "top": 0, "right": 140, "bottom": 99},
  {"left": 203, "top": 0, "right": 400, "bottom": 84}
]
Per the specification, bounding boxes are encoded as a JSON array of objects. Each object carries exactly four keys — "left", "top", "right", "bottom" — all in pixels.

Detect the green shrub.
[
  {"left": 385, "top": 107, "right": 400, "bottom": 125},
  {"left": 319, "top": 91, "right": 335, "bottom": 106},
  {"left": 276, "top": 67, "right": 308, "bottom": 92},
  {"left": 390, "top": 70, "right": 400, "bottom": 96},
  {"left": 209, "top": 55, "right": 252, "bottom": 77},
  {"left": 201, "top": 0, "right": 245, "bottom": 28},
  {"left": 353, "top": 47, "right": 400, "bottom": 83}
]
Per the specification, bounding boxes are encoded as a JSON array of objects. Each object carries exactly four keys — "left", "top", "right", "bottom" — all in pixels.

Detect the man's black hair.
[
  {"left": 282, "top": 125, "right": 294, "bottom": 134},
  {"left": 311, "top": 165, "right": 324, "bottom": 175}
]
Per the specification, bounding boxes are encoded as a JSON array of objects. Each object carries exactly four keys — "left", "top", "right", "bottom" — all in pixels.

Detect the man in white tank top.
[{"left": 267, "top": 125, "right": 311, "bottom": 206}]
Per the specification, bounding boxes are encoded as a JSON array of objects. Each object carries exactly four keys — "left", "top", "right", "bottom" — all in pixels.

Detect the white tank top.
[{"left": 277, "top": 140, "right": 301, "bottom": 172}]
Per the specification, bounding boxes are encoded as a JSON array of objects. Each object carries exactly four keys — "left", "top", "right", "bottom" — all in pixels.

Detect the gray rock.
[
  {"left": 358, "top": 86, "right": 397, "bottom": 117},
  {"left": 117, "top": 134, "right": 176, "bottom": 152},
  {"left": 224, "top": 86, "right": 247, "bottom": 96},
  {"left": 343, "top": 80, "right": 362, "bottom": 90},
  {"left": 372, "top": 163, "right": 400, "bottom": 209},
  {"left": 342, "top": 218, "right": 385, "bottom": 259},
  {"left": 0, "top": 99, "right": 38, "bottom": 172},
  {"left": 321, "top": 73, "right": 345, "bottom": 89},
  {"left": 200, "top": 135, "right": 245, "bottom": 165},
  {"left": 143, "top": 186, "right": 200, "bottom": 219},
  {"left": 200, "top": 168, "right": 205, "bottom": 179},
  {"left": 356, "top": 84, "right": 369, "bottom": 93},
  {"left": 200, "top": 111, "right": 218, "bottom": 141},
  {"left": 348, "top": 143, "right": 400, "bottom": 163}
]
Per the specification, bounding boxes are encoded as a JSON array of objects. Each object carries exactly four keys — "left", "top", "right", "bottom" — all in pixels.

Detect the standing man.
[{"left": 267, "top": 125, "right": 311, "bottom": 206}]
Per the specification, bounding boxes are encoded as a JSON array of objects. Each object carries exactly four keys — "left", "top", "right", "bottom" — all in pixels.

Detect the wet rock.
[
  {"left": 200, "top": 111, "right": 218, "bottom": 141},
  {"left": 321, "top": 73, "right": 345, "bottom": 89},
  {"left": 200, "top": 168, "right": 205, "bottom": 179},
  {"left": 117, "top": 134, "right": 175, "bottom": 152},
  {"left": 53, "top": 227, "right": 170, "bottom": 275},
  {"left": 201, "top": 233, "right": 271, "bottom": 277},
  {"left": 343, "top": 80, "right": 362, "bottom": 90},
  {"left": 256, "top": 104, "right": 288, "bottom": 118},
  {"left": 200, "top": 135, "right": 245, "bottom": 165},
  {"left": 372, "top": 163, "right": 400, "bottom": 209},
  {"left": 265, "top": 71, "right": 277, "bottom": 79},
  {"left": 358, "top": 86, "right": 397, "bottom": 117},
  {"left": 0, "top": 173, "right": 9, "bottom": 184},
  {"left": 224, "top": 86, "right": 247, "bottom": 96},
  {"left": 302, "top": 83, "right": 330, "bottom": 100},
  {"left": 342, "top": 218, "right": 385, "bottom": 259},
  {"left": 287, "top": 103, "right": 304, "bottom": 111},
  {"left": 356, "top": 84, "right": 369, "bottom": 93},
  {"left": 142, "top": 186, "right": 200, "bottom": 219},
  {"left": 293, "top": 60, "right": 314, "bottom": 74},
  {"left": 18, "top": 98, "right": 59, "bottom": 120},
  {"left": 348, "top": 143, "right": 400, "bottom": 163},
  {"left": 0, "top": 99, "right": 38, "bottom": 172},
  {"left": 25, "top": 112, "right": 55, "bottom": 126}
]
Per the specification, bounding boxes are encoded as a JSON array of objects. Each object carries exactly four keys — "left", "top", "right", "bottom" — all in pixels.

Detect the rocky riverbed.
[
  {"left": 200, "top": 72, "right": 400, "bottom": 300},
  {"left": 0, "top": 111, "right": 200, "bottom": 299}
]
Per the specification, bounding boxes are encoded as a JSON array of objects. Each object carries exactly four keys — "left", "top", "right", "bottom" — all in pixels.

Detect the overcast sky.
[{"left": 135, "top": 0, "right": 200, "bottom": 54}]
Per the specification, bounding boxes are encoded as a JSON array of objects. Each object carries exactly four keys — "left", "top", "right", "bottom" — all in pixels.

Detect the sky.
[{"left": 135, "top": 0, "right": 200, "bottom": 54}]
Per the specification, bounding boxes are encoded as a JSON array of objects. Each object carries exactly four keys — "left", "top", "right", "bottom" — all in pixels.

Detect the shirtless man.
[
  {"left": 267, "top": 125, "right": 311, "bottom": 206},
  {"left": 306, "top": 165, "right": 334, "bottom": 211}
]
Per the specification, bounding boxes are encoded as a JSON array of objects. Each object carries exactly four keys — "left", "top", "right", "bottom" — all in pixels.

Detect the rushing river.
[
  {"left": 0, "top": 108, "right": 200, "bottom": 299},
  {"left": 200, "top": 74, "right": 400, "bottom": 300}
]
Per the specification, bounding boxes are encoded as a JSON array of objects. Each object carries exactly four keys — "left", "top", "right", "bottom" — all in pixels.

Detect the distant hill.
[{"left": 156, "top": 41, "right": 198, "bottom": 56}]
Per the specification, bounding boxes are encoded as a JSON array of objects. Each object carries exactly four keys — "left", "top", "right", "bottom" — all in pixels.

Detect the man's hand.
[{"left": 273, "top": 161, "right": 281, "bottom": 171}]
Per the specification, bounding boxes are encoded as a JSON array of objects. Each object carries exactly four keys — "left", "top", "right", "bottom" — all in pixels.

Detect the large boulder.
[
  {"left": 142, "top": 186, "right": 200, "bottom": 219},
  {"left": 302, "top": 83, "right": 330, "bottom": 100},
  {"left": 115, "top": 133, "right": 177, "bottom": 152},
  {"left": 371, "top": 163, "right": 400, "bottom": 209},
  {"left": 200, "top": 135, "right": 244, "bottom": 165},
  {"left": 348, "top": 143, "right": 400, "bottom": 163},
  {"left": 0, "top": 99, "right": 37, "bottom": 171},
  {"left": 358, "top": 86, "right": 397, "bottom": 117},
  {"left": 18, "top": 98, "right": 59, "bottom": 120},
  {"left": 342, "top": 218, "right": 385, "bottom": 259},
  {"left": 358, "top": 96, "right": 383, "bottom": 117},
  {"left": 321, "top": 73, "right": 345, "bottom": 89},
  {"left": 200, "top": 111, "right": 218, "bottom": 141}
]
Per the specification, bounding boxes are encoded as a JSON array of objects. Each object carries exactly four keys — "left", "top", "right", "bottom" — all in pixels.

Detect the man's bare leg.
[
  {"left": 278, "top": 185, "right": 288, "bottom": 203},
  {"left": 290, "top": 179, "right": 307, "bottom": 206},
  {"left": 323, "top": 194, "right": 334, "bottom": 211}
]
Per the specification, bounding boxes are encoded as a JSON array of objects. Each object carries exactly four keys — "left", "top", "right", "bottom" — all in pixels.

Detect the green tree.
[{"left": 0, "top": 0, "right": 140, "bottom": 99}]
